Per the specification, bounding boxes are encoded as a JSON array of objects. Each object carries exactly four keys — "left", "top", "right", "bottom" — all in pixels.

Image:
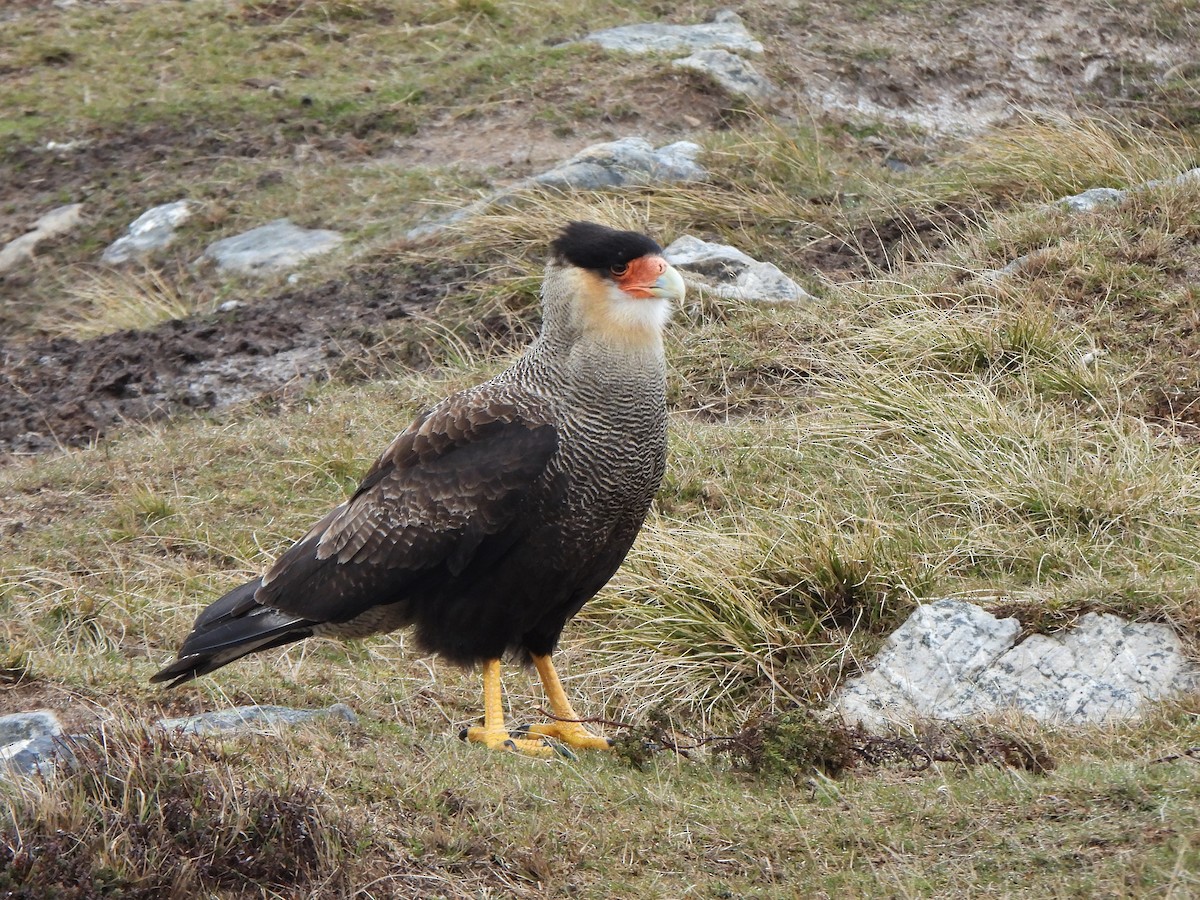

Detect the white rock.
[
  {"left": 580, "top": 10, "right": 763, "bottom": 55},
  {"left": 1051, "top": 168, "right": 1200, "bottom": 220},
  {"left": 673, "top": 49, "right": 780, "bottom": 103},
  {"left": 980, "top": 613, "right": 1196, "bottom": 723},
  {"left": 102, "top": 200, "right": 192, "bottom": 264},
  {"left": 663, "top": 234, "right": 811, "bottom": 303},
  {"left": 834, "top": 599, "right": 1199, "bottom": 731},
  {"left": 44, "top": 139, "right": 91, "bottom": 153},
  {"left": 1141, "top": 167, "right": 1200, "bottom": 191},
  {"left": 0, "top": 203, "right": 85, "bottom": 274},
  {"left": 204, "top": 219, "right": 344, "bottom": 275},
  {"left": 835, "top": 601, "right": 1019, "bottom": 729}
]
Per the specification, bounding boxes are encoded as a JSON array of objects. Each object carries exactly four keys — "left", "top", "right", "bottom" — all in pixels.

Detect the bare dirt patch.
[
  {"left": 0, "top": 262, "right": 470, "bottom": 459},
  {"left": 378, "top": 62, "right": 735, "bottom": 178},
  {"left": 800, "top": 203, "right": 981, "bottom": 278},
  {"left": 752, "top": 0, "right": 1200, "bottom": 134}
]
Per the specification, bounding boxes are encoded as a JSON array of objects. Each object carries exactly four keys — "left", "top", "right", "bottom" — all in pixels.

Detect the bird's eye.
[{"left": 610, "top": 263, "right": 628, "bottom": 277}]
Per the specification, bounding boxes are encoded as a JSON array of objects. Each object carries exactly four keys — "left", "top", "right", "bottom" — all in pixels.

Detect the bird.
[{"left": 151, "top": 220, "right": 685, "bottom": 757}]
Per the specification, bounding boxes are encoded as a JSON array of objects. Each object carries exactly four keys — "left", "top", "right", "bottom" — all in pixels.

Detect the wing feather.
[{"left": 254, "top": 389, "right": 558, "bottom": 624}]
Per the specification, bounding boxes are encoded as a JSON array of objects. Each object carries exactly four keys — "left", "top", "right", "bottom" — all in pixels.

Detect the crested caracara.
[{"left": 151, "top": 221, "right": 684, "bottom": 757}]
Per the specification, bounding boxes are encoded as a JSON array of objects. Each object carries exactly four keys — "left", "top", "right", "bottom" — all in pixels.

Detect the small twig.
[
  {"left": 1149, "top": 747, "right": 1200, "bottom": 765},
  {"left": 534, "top": 707, "right": 741, "bottom": 757},
  {"left": 533, "top": 707, "right": 632, "bottom": 730}
]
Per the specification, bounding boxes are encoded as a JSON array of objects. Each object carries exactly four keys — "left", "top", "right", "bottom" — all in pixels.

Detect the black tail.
[{"left": 151, "top": 579, "right": 317, "bottom": 688}]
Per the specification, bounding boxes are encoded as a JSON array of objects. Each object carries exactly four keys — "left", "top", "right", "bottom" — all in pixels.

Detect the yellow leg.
[
  {"left": 461, "top": 659, "right": 562, "bottom": 757},
  {"left": 522, "top": 654, "right": 612, "bottom": 751}
]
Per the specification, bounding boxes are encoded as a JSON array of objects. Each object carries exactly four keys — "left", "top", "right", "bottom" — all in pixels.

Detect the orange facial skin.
[{"left": 613, "top": 254, "right": 669, "bottom": 298}]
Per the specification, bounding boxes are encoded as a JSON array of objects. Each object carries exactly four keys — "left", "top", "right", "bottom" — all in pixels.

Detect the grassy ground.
[{"left": 4, "top": 1, "right": 1200, "bottom": 897}]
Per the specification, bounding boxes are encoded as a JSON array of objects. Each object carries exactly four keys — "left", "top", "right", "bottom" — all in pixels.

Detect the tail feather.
[{"left": 151, "top": 578, "right": 317, "bottom": 687}]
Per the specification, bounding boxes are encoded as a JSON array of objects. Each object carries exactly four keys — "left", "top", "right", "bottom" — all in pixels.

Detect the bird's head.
[{"left": 540, "top": 221, "right": 685, "bottom": 352}]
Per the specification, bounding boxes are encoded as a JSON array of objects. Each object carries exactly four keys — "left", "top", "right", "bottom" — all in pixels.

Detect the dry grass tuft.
[
  {"left": 53, "top": 268, "right": 207, "bottom": 340},
  {"left": 0, "top": 726, "right": 354, "bottom": 897}
]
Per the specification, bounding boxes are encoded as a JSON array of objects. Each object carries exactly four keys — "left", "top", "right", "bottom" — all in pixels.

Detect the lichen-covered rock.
[
  {"left": 663, "top": 234, "right": 811, "bottom": 302},
  {"left": 672, "top": 49, "right": 780, "bottom": 104},
  {"left": 154, "top": 703, "right": 359, "bottom": 736},
  {"left": 1058, "top": 186, "right": 1126, "bottom": 212},
  {"left": 102, "top": 200, "right": 192, "bottom": 264},
  {"left": 0, "top": 709, "right": 70, "bottom": 778},
  {"left": 834, "top": 599, "right": 1198, "bottom": 731},
  {"left": 204, "top": 219, "right": 344, "bottom": 275},
  {"left": 579, "top": 10, "right": 763, "bottom": 56},
  {"left": 532, "top": 137, "right": 706, "bottom": 190}
]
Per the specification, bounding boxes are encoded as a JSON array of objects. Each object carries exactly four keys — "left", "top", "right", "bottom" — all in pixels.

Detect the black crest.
[{"left": 550, "top": 221, "right": 662, "bottom": 271}]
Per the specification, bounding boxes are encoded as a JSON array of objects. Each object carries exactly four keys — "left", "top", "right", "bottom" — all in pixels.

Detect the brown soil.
[
  {"left": 0, "top": 262, "right": 470, "bottom": 459},
  {"left": 799, "top": 204, "right": 981, "bottom": 278},
  {"left": 0, "top": 200, "right": 967, "bottom": 461}
]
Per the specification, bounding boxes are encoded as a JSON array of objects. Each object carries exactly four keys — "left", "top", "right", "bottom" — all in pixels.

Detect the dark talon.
[
  {"left": 511, "top": 724, "right": 531, "bottom": 736},
  {"left": 458, "top": 728, "right": 470, "bottom": 741},
  {"left": 503, "top": 739, "right": 517, "bottom": 751},
  {"left": 549, "top": 741, "right": 576, "bottom": 761}
]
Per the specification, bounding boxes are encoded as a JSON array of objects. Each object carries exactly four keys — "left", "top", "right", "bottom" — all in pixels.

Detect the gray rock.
[
  {"left": 0, "top": 705, "right": 359, "bottom": 781},
  {"left": 1141, "top": 167, "right": 1200, "bottom": 191},
  {"left": 673, "top": 49, "right": 780, "bottom": 104},
  {"left": 1058, "top": 186, "right": 1127, "bottom": 212},
  {"left": 0, "top": 203, "right": 85, "bottom": 274},
  {"left": 204, "top": 219, "right": 345, "bottom": 275},
  {"left": 0, "top": 733, "right": 81, "bottom": 778},
  {"left": 102, "top": 200, "right": 192, "bottom": 264},
  {"left": 835, "top": 599, "right": 1199, "bottom": 732},
  {"left": 0, "top": 709, "right": 63, "bottom": 745},
  {"left": 0, "top": 710, "right": 69, "bottom": 778},
  {"left": 406, "top": 139, "right": 706, "bottom": 241},
  {"left": 663, "top": 235, "right": 811, "bottom": 302},
  {"left": 154, "top": 703, "right": 358, "bottom": 736},
  {"left": 580, "top": 10, "right": 763, "bottom": 55},
  {"left": 977, "top": 613, "right": 1195, "bottom": 722},
  {"left": 532, "top": 137, "right": 706, "bottom": 190}
]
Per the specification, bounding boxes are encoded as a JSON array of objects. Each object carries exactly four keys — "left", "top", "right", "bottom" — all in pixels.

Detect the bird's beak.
[{"left": 645, "top": 262, "right": 686, "bottom": 304}]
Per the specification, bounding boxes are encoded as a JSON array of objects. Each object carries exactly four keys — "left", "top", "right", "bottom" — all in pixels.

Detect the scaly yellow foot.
[
  {"left": 459, "top": 659, "right": 574, "bottom": 758},
  {"left": 520, "top": 721, "right": 612, "bottom": 751},
  {"left": 527, "top": 653, "right": 613, "bottom": 752}
]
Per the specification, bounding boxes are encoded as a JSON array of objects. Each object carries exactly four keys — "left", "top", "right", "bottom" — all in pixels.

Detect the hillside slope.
[{"left": 2, "top": 2, "right": 1200, "bottom": 896}]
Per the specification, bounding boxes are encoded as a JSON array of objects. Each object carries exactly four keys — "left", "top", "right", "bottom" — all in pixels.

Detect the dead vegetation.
[{"left": 0, "top": 728, "right": 353, "bottom": 898}]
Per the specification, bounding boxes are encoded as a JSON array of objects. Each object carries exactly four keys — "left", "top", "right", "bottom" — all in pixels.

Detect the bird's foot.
[
  {"left": 518, "top": 721, "right": 612, "bottom": 751},
  {"left": 459, "top": 726, "right": 575, "bottom": 759}
]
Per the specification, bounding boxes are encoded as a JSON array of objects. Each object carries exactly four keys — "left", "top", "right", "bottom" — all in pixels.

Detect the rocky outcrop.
[
  {"left": 834, "top": 599, "right": 1198, "bottom": 732},
  {"left": 672, "top": 50, "right": 781, "bottom": 104},
  {"left": 579, "top": 10, "right": 763, "bottom": 56},
  {"left": 407, "top": 138, "right": 706, "bottom": 241}
]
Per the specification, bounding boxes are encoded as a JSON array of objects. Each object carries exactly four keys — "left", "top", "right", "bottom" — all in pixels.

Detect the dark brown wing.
[{"left": 253, "top": 393, "right": 559, "bottom": 624}]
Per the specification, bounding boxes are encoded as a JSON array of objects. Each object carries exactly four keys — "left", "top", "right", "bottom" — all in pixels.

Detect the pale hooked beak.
[{"left": 647, "top": 263, "right": 686, "bottom": 304}]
